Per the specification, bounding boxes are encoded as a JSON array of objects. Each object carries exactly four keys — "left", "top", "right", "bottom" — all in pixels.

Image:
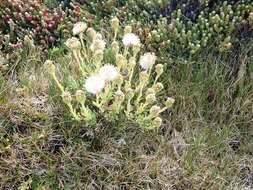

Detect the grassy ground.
[
  {"left": 1, "top": 2, "right": 253, "bottom": 190},
  {"left": 0, "top": 43, "right": 253, "bottom": 189}
]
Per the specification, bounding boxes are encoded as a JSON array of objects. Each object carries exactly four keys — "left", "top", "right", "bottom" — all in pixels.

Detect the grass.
[
  {"left": 1, "top": 3, "right": 253, "bottom": 190},
  {"left": 0, "top": 45, "right": 253, "bottom": 189}
]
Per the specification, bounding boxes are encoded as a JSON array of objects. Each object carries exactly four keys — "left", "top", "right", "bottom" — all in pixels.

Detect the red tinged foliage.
[{"left": 0, "top": 0, "right": 81, "bottom": 50}]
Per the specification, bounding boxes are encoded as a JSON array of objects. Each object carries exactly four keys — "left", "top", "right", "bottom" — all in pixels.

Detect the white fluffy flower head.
[
  {"left": 139, "top": 52, "right": 156, "bottom": 70},
  {"left": 122, "top": 33, "right": 140, "bottom": 47},
  {"left": 99, "top": 64, "right": 119, "bottom": 81},
  {"left": 84, "top": 75, "right": 105, "bottom": 94},
  {"left": 90, "top": 39, "right": 106, "bottom": 52},
  {"left": 65, "top": 37, "right": 81, "bottom": 49},
  {"left": 73, "top": 22, "right": 87, "bottom": 35}
]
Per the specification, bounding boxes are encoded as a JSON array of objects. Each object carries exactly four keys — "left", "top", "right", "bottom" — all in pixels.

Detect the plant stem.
[
  {"left": 52, "top": 73, "right": 64, "bottom": 93},
  {"left": 66, "top": 103, "right": 80, "bottom": 121}
]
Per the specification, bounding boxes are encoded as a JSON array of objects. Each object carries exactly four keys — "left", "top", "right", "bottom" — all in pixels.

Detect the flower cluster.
[
  {"left": 45, "top": 18, "right": 175, "bottom": 129},
  {"left": 0, "top": 0, "right": 81, "bottom": 50}
]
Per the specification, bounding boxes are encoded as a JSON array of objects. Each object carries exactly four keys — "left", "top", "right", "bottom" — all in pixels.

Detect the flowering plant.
[{"left": 45, "top": 18, "right": 175, "bottom": 129}]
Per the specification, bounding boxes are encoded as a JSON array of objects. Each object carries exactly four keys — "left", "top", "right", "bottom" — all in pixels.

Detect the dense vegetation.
[{"left": 0, "top": 0, "right": 253, "bottom": 189}]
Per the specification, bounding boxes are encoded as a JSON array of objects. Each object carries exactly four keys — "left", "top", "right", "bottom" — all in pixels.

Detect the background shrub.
[
  {"left": 0, "top": 0, "right": 81, "bottom": 51},
  {"left": 75, "top": 0, "right": 253, "bottom": 57}
]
